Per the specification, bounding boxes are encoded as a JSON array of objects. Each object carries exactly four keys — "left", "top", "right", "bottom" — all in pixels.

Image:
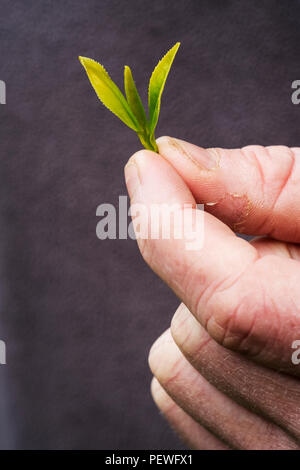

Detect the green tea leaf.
[
  {"left": 79, "top": 56, "right": 139, "bottom": 131},
  {"left": 124, "top": 66, "right": 148, "bottom": 131},
  {"left": 79, "top": 44, "right": 180, "bottom": 153},
  {"left": 124, "top": 66, "right": 158, "bottom": 152},
  {"left": 148, "top": 42, "right": 180, "bottom": 136}
]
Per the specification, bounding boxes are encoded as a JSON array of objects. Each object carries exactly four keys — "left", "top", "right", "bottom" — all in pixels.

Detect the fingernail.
[
  {"left": 157, "top": 136, "right": 219, "bottom": 170},
  {"left": 124, "top": 158, "right": 140, "bottom": 200}
]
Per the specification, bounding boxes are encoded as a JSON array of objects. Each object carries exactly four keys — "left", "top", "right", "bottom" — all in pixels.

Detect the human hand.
[{"left": 124, "top": 137, "right": 300, "bottom": 450}]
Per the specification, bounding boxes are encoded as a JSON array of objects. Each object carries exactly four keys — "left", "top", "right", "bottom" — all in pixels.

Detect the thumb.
[
  {"left": 124, "top": 149, "right": 300, "bottom": 377},
  {"left": 157, "top": 137, "right": 300, "bottom": 242}
]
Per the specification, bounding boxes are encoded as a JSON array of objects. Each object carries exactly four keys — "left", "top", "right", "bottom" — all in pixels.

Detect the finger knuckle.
[{"left": 202, "top": 266, "right": 270, "bottom": 358}]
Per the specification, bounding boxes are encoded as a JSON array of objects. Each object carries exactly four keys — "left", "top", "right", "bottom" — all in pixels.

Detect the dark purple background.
[{"left": 0, "top": 0, "right": 300, "bottom": 449}]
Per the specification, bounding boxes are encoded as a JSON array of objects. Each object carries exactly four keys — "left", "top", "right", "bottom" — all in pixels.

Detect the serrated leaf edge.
[
  {"left": 79, "top": 56, "right": 140, "bottom": 132},
  {"left": 147, "top": 42, "right": 180, "bottom": 133}
]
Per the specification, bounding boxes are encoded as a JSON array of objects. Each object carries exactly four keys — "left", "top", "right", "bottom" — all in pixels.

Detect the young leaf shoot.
[{"left": 79, "top": 42, "right": 180, "bottom": 153}]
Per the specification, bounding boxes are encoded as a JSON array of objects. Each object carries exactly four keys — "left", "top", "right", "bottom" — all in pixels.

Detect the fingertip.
[
  {"left": 124, "top": 150, "right": 157, "bottom": 198},
  {"left": 156, "top": 135, "right": 171, "bottom": 146},
  {"left": 150, "top": 376, "right": 162, "bottom": 400},
  {"left": 150, "top": 377, "right": 175, "bottom": 414},
  {"left": 126, "top": 144, "right": 195, "bottom": 206},
  {"left": 125, "top": 149, "right": 156, "bottom": 169},
  {"left": 158, "top": 136, "right": 219, "bottom": 171},
  {"left": 148, "top": 328, "right": 172, "bottom": 374}
]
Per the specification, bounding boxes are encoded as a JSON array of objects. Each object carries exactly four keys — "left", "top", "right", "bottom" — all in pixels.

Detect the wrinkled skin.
[{"left": 124, "top": 137, "right": 300, "bottom": 450}]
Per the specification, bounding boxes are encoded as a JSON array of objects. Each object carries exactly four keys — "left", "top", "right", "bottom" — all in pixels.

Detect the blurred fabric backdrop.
[{"left": 0, "top": 0, "right": 300, "bottom": 449}]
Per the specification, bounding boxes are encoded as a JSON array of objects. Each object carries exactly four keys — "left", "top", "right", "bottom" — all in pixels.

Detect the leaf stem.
[{"left": 137, "top": 132, "right": 158, "bottom": 153}]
